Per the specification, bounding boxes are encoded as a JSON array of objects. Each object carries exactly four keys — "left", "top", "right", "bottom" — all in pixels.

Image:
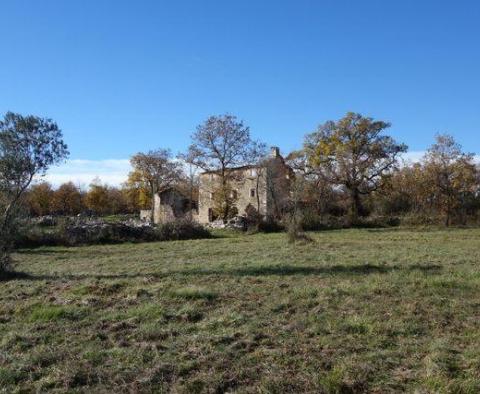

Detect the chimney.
[{"left": 270, "top": 146, "right": 280, "bottom": 158}]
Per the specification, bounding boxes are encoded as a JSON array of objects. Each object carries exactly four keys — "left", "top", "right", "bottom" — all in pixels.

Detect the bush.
[
  {"left": 0, "top": 251, "right": 12, "bottom": 278},
  {"left": 247, "top": 217, "right": 285, "bottom": 234},
  {"left": 352, "top": 216, "right": 401, "bottom": 228},
  {"left": 259, "top": 218, "right": 284, "bottom": 233},
  {"left": 15, "top": 219, "right": 211, "bottom": 248},
  {"left": 284, "top": 212, "right": 314, "bottom": 244},
  {"left": 154, "top": 220, "right": 211, "bottom": 241},
  {"left": 0, "top": 218, "right": 22, "bottom": 277},
  {"left": 298, "top": 211, "right": 401, "bottom": 231},
  {"left": 300, "top": 213, "right": 350, "bottom": 231}
]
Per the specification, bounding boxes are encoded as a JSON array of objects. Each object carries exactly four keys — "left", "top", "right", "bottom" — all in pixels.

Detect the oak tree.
[{"left": 303, "top": 112, "right": 407, "bottom": 223}]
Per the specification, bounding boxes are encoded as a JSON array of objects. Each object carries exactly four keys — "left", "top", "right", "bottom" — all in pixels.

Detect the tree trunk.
[
  {"left": 189, "top": 172, "right": 194, "bottom": 221},
  {"left": 350, "top": 188, "right": 361, "bottom": 225},
  {"left": 256, "top": 173, "right": 261, "bottom": 213},
  {"left": 150, "top": 184, "right": 155, "bottom": 224},
  {"left": 221, "top": 169, "right": 230, "bottom": 223},
  {"left": 222, "top": 185, "right": 229, "bottom": 223},
  {"left": 445, "top": 201, "right": 451, "bottom": 227}
]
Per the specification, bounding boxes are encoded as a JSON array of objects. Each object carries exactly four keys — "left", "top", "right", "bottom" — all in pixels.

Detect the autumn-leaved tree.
[
  {"left": 423, "top": 134, "right": 478, "bottom": 226},
  {"left": 26, "top": 182, "right": 54, "bottom": 216},
  {"left": 303, "top": 112, "right": 407, "bottom": 223},
  {"left": 0, "top": 112, "right": 68, "bottom": 274},
  {"left": 376, "top": 163, "right": 428, "bottom": 216},
  {"left": 123, "top": 172, "right": 151, "bottom": 212},
  {"left": 184, "top": 114, "right": 265, "bottom": 222},
  {"left": 85, "top": 178, "right": 111, "bottom": 215},
  {"left": 107, "top": 187, "right": 128, "bottom": 215},
  {"left": 129, "top": 149, "right": 182, "bottom": 223},
  {"left": 52, "top": 182, "right": 84, "bottom": 215}
]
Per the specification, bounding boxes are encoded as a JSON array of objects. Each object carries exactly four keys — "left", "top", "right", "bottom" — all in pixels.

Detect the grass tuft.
[
  {"left": 167, "top": 286, "right": 218, "bottom": 301},
  {"left": 28, "top": 305, "right": 85, "bottom": 322}
]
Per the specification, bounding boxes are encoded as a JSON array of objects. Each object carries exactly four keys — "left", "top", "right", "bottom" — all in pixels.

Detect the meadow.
[{"left": 1, "top": 228, "right": 480, "bottom": 393}]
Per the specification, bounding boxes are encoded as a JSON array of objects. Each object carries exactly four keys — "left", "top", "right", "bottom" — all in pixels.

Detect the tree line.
[
  {"left": 291, "top": 113, "right": 479, "bottom": 227},
  {"left": 22, "top": 112, "right": 480, "bottom": 228},
  {"left": 126, "top": 112, "right": 480, "bottom": 228},
  {"left": 2, "top": 111, "right": 480, "bottom": 275},
  {"left": 24, "top": 179, "right": 151, "bottom": 217}
]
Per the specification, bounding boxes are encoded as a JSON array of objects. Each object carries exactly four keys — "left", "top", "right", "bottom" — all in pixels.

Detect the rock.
[{"left": 206, "top": 216, "right": 247, "bottom": 230}]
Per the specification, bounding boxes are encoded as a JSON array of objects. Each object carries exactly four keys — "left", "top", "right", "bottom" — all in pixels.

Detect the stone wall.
[
  {"left": 197, "top": 148, "right": 292, "bottom": 224},
  {"left": 198, "top": 166, "right": 275, "bottom": 224},
  {"left": 265, "top": 157, "right": 293, "bottom": 219},
  {"left": 153, "top": 189, "right": 193, "bottom": 224},
  {"left": 140, "top": 210, "right": 151, "bottom": 222}
]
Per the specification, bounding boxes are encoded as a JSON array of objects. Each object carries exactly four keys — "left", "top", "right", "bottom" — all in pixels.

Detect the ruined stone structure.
[
  {"left": 148, "top": 187, "right": 197, "bottom": 224},
  {"left": 198, "top": 147, "right": 292, "bottom": 224}
]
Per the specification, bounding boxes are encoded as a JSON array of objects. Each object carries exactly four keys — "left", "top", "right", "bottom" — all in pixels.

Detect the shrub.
[
  {"left": 352, "top": 215, "right": 401, "bottom": 228},
  {"left": 245, "top": 217, "right": 284, "bottom": 234},
  {"left": 155, "top": 220, "right": 211, "bottom": 241},
  {"left": 299, "top": 212, "right": 400, "bottom": 231},
  {"left": 0, "top": 217, "right": 22, "bottom": 276},
  {"left": 0, "top": 251, "right": 12, "bottom": 279},
  {"left": 257, "top": 218, "right": 284, "bottom": 233},
  {"left": 300, "top": 213, "right": 349, "bottom": 231},
  {"left": 15, "top": 219, "right": 211, "bottom": 248},
  {"left": 284, "top": 213, "right": 313, "bottom": 244}
]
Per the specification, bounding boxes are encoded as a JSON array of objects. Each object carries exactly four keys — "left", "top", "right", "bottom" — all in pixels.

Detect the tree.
[
  {"left": 85, "top": 178, "right": 111, "bottom": 215},
  {"left": 123, "top": 172, "right": 151, "bottom": 212},
  {"left": 52, "top": 182, "right": 84, "bottom": 215},
  {"left": 129, "top": 149, "right": 182, "bottom": 223},
  {"left": 179, "top": 150, "right": 201, "bottom": 221},
  {"left": 107, "top": 187, "right": 129, "bottom": 215},
  {"left": 303, "top": 112, "right": 407, "bottom": 223},
  {"left": 423, "top": 134, "right": 478, "bottom": 226},
  {"left": 374, "top": 164, "right": 424, "bottom": 216},
  {"left": 26, "top": 182, "right": 54, "bottom": 216},
  {"left": 185, "top": 114, "right": 265, "bottom": 222},
  {"left": 0, "top": 112, "right": 68, "bottom": 273}
]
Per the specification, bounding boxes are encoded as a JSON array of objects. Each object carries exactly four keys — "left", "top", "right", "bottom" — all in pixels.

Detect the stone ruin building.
[
  {"left": 197, "top": 147, "right": 292, "bottom": 224},
  {"left": 141, "top": 147, "right": 292, "bottom": 225}
]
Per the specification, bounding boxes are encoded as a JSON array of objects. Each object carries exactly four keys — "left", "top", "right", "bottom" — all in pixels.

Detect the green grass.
[{"left": 2, "top": 228, "right": 480, "bottom": 392}]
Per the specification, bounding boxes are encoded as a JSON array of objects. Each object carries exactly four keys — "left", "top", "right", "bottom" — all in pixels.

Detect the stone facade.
[
  {"left": 150, "top": 188, "right": 197, "bottom": 224},
  {"left": 139, "top": 210, "right": 151, "bottom": 222},
  {"left": 198, "top": 147, "right": 292, "bottom": 224}
]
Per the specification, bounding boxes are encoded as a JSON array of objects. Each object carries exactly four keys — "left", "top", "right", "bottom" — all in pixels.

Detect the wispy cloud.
[{"left": 38, "top": 159, "right": 132, "bottom": 188}]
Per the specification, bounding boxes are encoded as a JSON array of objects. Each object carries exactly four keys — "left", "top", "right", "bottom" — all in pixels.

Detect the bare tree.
[
  {"left": 0, "top": 112, "right": 68, "bottom": 274},
  {"left": 185, "top": 114, "right": 265, "bottom": 222},
  {"left": 129, "top": 149, "right": 182, "bottom": 223}
]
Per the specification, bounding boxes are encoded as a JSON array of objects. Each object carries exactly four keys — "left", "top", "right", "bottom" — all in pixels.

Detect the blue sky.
[{"left": 1, "top": 1, "right": 479, "bottom": 185}]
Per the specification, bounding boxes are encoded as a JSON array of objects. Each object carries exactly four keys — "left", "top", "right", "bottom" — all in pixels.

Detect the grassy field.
[{"left": 1, "top": 228, "right": 480, "bottom": 393}]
